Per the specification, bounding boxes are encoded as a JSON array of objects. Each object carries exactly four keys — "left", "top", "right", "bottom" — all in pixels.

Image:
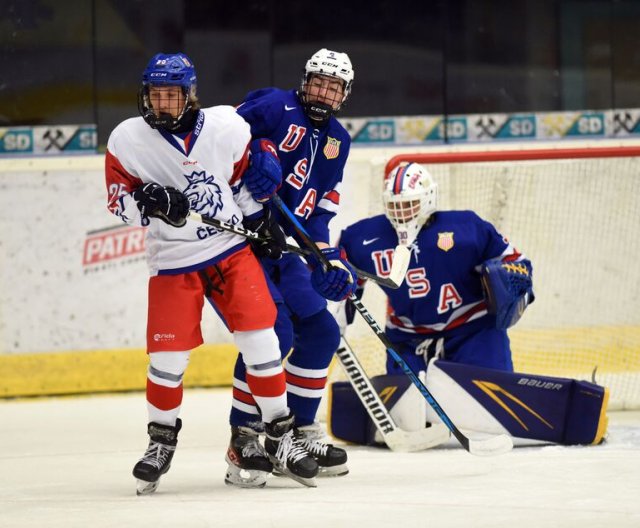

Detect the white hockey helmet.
[
  {"left": 382, "top": 162, "right": 438, "bottom": 246},
  {"left": 300, "top": 48, "right": 354, "bottom": 124},
  {"left": 304, "top": 48, "right": 354, "bottom": 98}
]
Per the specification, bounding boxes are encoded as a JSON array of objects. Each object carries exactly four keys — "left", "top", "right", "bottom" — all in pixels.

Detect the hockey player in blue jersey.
[
  {"left": 223, "top": 48, "right": 358, "bottom": 486},
  {"left": 329, "top": 162, "right": 608, "bottom": 448}
]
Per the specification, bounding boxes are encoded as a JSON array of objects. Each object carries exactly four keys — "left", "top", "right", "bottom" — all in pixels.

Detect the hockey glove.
[
  {"left": 481, "top": 258, "right": 534, "bottom": 330},
  {"left": 133, "top": 182, "right": 190, "bottom": 228},
  {"left": 243, "top": 207, "right": 287, "bottom": 260},
  {"left": 309, "top": 247, "right": 358, "bottom": 302},
  {"left": 243, "top": 138, "right": 282, "bottom": 202}
]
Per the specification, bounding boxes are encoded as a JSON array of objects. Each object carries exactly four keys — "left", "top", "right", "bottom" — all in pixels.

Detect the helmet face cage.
[
  {"left": 382, "top": 163, "right": 438, "bottom": 246},
  {"left": 299, "top": 48, "right": 354, "bottom": 123},
  {"left": 138, "top": 53, "right": 197, "bottom": 131}
]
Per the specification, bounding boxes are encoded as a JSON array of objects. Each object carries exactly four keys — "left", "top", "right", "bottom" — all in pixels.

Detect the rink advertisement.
[
  {"left": 1, "top": 144, "right": 639, "bottom": 402},
  {"left": 0, "top": 155, "right": 236, "bottom": 396},
  {"left": 340, "top": 108, "right": 639, "bottom": 145},
  {"left": 0, "top": 124, "right": 97, "bottom": 155}
]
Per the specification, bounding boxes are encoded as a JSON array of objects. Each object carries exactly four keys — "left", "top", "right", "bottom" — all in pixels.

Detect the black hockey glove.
[
  {"left": 243, "top": 207, "right": 287, "bottom": 260},
  {"left": 133, "top": 182, "right": 190, "bottom": 228}
]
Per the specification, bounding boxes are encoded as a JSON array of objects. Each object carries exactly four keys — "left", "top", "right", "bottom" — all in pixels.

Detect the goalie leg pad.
[
  {"left": 429, "top": 360, "right": 609, "bottom": 445},
  {"left": 328, "top": 381, "right": 372, "bottom": 445},
  {"left": 328, "top": 375, "right": 425, "bottom": 446}
]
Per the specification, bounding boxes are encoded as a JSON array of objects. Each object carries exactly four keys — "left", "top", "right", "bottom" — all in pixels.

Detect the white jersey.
[{"left": 106, "top": 105, "right": 260, "bottom": 276}]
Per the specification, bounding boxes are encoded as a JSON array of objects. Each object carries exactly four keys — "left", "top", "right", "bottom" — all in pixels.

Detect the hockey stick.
[
  {"left": 336, "top": 336, "right": 450, "bottom": 452},
  {"left": 271, "top": 195, "right": 513, "bottom": 456},
  {"left": 187, "top": 211, "right": 403, "bottom": 288}
]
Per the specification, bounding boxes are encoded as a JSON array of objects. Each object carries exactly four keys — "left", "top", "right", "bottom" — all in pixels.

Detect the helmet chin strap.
[{"left": 303, "top": 100, "right": 333, "bottom": 126}]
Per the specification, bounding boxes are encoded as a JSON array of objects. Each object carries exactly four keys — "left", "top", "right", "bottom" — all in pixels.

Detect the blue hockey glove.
[
  {"left": 132, "top": 182, "right": 190, "bottom": 227},
  {"left": 243, "top": 138, "right": 282, "bottom": 202},
  {"left": 243, "top": 207, "right": 287, "bottom": 260},
  {"left": 481, "top": 258, "right": 534, "bottom": 330},
  {"left": 310, "top": 247, "right": 358, "bottom": 302}
]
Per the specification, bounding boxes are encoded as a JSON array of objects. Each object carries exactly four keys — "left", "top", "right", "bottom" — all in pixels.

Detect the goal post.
[{"left": 332, "top": 144, "right": 640, "bottom": 411}]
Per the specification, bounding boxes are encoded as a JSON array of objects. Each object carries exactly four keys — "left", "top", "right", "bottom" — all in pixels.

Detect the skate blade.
[
  {"left": 278, "top": 468, "right": 317, "bottom": 488},
  {"left": 274, "top": 464, "right": 348, "bottom": 478},
  {"left": 268, "top": 458, "right": 317, "bottom": 488},
  {"left": 136, "top": 478, "right": 160, "bottom": 496},
  {"left": 224, "top": 463, "right": 269, "bottom": 488},
  {"left": 318, "top": 463, "right": 349, "bottom": 477}
]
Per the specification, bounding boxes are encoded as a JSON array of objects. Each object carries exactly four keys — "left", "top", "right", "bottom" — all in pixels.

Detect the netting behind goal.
[{"left": 334, "top": 146, "right": 640, "bottom": 411}]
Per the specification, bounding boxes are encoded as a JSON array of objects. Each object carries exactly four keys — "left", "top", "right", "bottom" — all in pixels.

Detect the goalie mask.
[
  {"left": 299, "top": 48, "right": 354, "bottom": 126},
  {"left": 138, "top": 53, "right": 198, "bottom": 132},
  {"left": 383, "top": 163, "right": 438, "bottom": 246}
]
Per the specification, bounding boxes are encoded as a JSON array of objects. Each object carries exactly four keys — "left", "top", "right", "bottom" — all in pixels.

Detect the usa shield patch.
[
  {"left": 323, "top": 137, "right": 341, "bottom": 159},
  {"left": 437, "top": 232, "right": 454, "bottom": 252}
]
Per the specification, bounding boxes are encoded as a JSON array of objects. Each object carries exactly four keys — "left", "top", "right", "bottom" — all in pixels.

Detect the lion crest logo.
[{"left": 183, "top": 171, "right": 223, "bottom": 217}]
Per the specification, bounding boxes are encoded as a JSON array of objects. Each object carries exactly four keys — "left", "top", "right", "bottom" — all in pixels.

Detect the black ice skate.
[
  {"left": 264, "top": 413, "right": 319, "bottom": 488},
  {"left": 132, "top": 419, "right": 182, "bottom": 495},
  {"left": 297, "top": 422, "right": 349, "bottom": 477},
  {"left": 225, "top": 426, "right": 273, "bottom": 488}
]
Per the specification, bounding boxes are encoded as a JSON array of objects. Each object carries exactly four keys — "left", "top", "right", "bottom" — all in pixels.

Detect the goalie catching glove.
[
  {"left": 481, "top": 258, "right": 534, "bottom": 330},
  {"left": 309, "top": 247, "right": 358, "bottom": 302},
  {"left": 243, "top": 207, "right": 287, "bottom": 260},
  {"left": 243, "top": 138, "right": 282, "bottom": 202},
  {"left": 133, "top": 182, "right": 190, "bottom": 227}
]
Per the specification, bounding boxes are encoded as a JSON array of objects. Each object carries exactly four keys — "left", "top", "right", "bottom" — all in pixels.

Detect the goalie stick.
[
  {"left": 336, "top": 336, "right": 450, "bottom": 452},
  {"left": 187, "top": 211, "right": 404, "bottom": 288},
  {"left": 271, "top": 195, "right": 513, "bottom": 457}
]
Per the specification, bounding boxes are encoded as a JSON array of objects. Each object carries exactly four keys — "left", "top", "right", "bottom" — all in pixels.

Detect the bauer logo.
[
  {"left": 0, "top": 127, "right": 33, "bottom": 154},
  {"left": 517, "top": 377, "right": 563, "bottom": 390},
  {"left": 471, "top": 114, "right": 535, "bottom": 141},
  {"left": 82, "top": 225, "right": 146, "bottom": 272}
]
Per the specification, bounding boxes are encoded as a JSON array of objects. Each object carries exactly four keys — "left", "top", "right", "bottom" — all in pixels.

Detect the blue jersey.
[
  {"left": 339, "top": 211, "right": 519, "bottom": 343},
  {"left": 236, "top": 88, "right": 351, "bottom": 243}
]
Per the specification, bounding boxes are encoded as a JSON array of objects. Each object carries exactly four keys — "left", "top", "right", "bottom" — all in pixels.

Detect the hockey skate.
[
  {"left": 225, "top": 426, "right": 273, "bottom": 488},
  {"left": 132, "top": 419, "right": 181, "bottom": 495},
  {"left": 264, "top": 413, "right": 319, "bottom": 488},
  {"left": 297, "top": 422, "right": 348, "bottom": 477}
]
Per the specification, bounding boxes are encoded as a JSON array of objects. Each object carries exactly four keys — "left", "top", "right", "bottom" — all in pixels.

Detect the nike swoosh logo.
[
  {"left": 284, "top": 105, "right": 296, "bottom": 111},
  {"left": 362, "top": 238, "right": 380, "bottom": 246}
]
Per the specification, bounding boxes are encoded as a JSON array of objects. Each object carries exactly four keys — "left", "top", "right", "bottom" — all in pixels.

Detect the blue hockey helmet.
[{"left": 138, "top": 53, "right": 198, "bottom": 131}]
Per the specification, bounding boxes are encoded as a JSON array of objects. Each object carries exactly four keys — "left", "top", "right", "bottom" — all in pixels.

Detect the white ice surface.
[{"left": 1, "top": 388, "right": 639, "bottom": 528}]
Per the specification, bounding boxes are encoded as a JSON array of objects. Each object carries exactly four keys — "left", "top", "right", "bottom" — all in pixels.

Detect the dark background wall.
[{"left": 1, "top": 0, "right": 640, "bottom": 146}]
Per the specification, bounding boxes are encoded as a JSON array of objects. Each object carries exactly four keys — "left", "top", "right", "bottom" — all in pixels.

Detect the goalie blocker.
[{"left": 329, "top": 359, "right": 609, "bottom": 447}]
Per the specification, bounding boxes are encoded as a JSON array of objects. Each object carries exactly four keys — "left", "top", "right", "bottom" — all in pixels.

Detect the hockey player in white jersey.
[{"left": 105, "top": 53, "right": 318, "bottom": 493}]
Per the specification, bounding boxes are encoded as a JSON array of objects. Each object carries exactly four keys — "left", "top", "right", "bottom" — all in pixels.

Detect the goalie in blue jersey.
[
  {"left": 329, "top": 162, "right": 608, "bottom": 448},
  {"left": 341, "top": 161, "right": 534, "bottom": 374}
]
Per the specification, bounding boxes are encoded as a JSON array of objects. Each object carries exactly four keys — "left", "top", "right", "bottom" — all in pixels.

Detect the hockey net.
[{"left": 330, "top": 145, "right": 640, "bottom": 411}]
